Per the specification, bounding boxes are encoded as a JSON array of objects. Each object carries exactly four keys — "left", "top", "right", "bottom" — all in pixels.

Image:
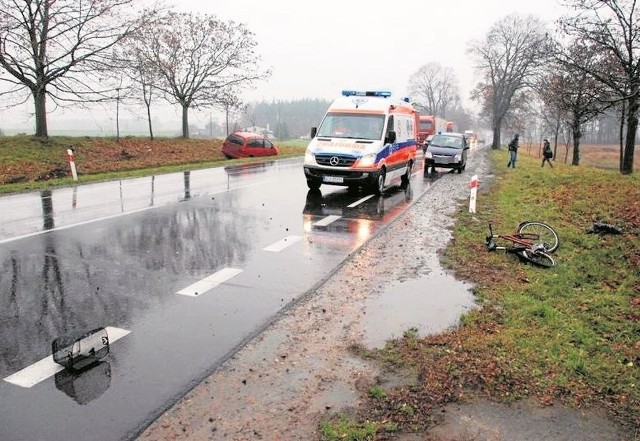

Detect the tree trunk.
[
  {"left": 553, "top": 115, "right": 561, "bottom": 159},
  {"left": 622, "top": 94, "right": 638, "bottom": 175},
  {"left": 146, "top": 103, "right": 154, "bottom": 140},
  {"left": 571, "top": 121, "right": 581, "bottom": 166},
  {"left": 181, "top": 104, "right": 190, "bottom": 139},
  {"left": 226, "top": 104, "right": 230, "bottom": 136},
  {"left": 491, "top": 116, "right": 502, "bottom": 149},
  {"left": 116, "top": 91, "right": 120, "bottom": 142},
  {"left": 33, "top": 87, "right": 49, "bottom": 139},
  {"left": 619, "top": 101, "right": 625, "bottom": 171}
]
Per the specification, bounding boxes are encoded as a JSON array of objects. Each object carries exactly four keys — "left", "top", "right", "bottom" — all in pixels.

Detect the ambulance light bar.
[{"left": 341, "top": 90, "right": 392, "bottom": 98}]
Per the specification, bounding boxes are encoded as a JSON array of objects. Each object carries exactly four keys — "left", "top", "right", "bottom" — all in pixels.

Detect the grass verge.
[
  {"left": 319, "top": 150, "right": 640, "bottom": 439},
  {"left": 0, "top": 135, "right": 308, "bottom": 195}
]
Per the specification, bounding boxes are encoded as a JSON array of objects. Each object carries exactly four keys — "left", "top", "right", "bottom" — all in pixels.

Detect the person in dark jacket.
[
  {"left": 507, "top": 134, "right": 519, "bottom": 168},
  {"left": 541, "top": 138, "right": 554, "bottom": 168}
]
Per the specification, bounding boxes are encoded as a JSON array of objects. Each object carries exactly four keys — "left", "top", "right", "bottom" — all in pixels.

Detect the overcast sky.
[
  {"left": 2, "top": 0, "right": 566, "bottom": 132},
  {"left": 174, "top": 0, "right": 565, "bottom": 103}
]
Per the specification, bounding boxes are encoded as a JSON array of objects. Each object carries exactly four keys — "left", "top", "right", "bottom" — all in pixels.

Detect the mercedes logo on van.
[{"left": 329, "top": 156, "right": 340, "bottom": 166}]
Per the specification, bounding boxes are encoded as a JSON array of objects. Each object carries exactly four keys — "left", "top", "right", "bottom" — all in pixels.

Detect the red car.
[{"left": 221, "top": 131, "right": 279, "bottom": 159}]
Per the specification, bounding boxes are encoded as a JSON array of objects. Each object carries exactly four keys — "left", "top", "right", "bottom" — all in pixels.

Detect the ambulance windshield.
[{"left": 317, "top": 113, "right": 385, "bottom": 140}]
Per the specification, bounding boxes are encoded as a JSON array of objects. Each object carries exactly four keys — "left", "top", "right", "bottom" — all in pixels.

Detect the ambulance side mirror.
[
  {"left": 310, "top": 127, "right": 317, "bottom": 138},
  {"left": 385, "top": 130, "right": 396, "bottom": 144}
]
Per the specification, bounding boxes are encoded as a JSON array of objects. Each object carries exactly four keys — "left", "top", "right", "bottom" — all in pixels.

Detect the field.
[{"left": 518, "top": 141, "right": 640, "bottom": 170}]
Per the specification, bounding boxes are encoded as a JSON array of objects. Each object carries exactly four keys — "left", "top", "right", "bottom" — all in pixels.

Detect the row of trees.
[
  {"left": 407, "top": 63, "right": 477, "bottom": 134},
  {"left": 466, "top": 0, "right": 638, "bottom": 174},
  {"left": 1, "top": 1, "right": 636, "bottom": 175},
  {"left": 0, "top": 0, "right": 269, "bottom": 140},
  {"left": 242, "top": 99, "right": 330, "bottom": 140}
]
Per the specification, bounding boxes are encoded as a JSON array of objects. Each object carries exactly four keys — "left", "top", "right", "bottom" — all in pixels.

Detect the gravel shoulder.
[{"left": 137, "top": 145, "right": 629, "bottom": 441}]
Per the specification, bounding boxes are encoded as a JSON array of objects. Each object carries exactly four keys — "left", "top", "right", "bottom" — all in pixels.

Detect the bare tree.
[
  {"left": 559, "top": 0, "right": 639, "bottom": 174},
  {"left": 213, "top": 88, "right": 246, "bottom": 136},
  {"left": 500, "top": 89, "right": 539, "bottom": 142},
  {"left": 546, "top": 41, "right": 612, "bottom": 165},
  {"left": 536, "top": 72, "right": 568, "bottom": 158},
  {"left": 0, "top": 0, "right": 158, "bottom": 138},
  {"left": 467, "top": 14, "right": 548, "bottom": 149},
  {"left": 407, "top": 62, "right": 459, "bottom": 117},
  {"left": 115, "top": 27, "right": 163, "bottom": 139},
  {"left": 143, "top": 11, "right": 270, "bottom": 139}
]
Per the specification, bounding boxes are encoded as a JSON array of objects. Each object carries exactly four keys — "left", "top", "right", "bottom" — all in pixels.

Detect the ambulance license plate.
[{"left": 323, "top": 176, "right": 344, "bottom": 183}]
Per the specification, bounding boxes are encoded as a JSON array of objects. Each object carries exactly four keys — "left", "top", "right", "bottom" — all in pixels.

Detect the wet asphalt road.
[{"left": 0, "top": 155, "right": 443, "bottom": 441}]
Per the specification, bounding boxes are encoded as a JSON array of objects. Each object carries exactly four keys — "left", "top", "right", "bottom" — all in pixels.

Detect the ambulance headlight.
[
  {"left": 454, "top": 153, "right": 462, "bottom": 161},
  {"left": 424, "top": 151, "right": 433, "bottom": 159},
  {"left": 304, "top": 150, "right": 316, "bottom": 165},
  {"left": 357, "top": 153, "right": 376, "bottom": 167}
]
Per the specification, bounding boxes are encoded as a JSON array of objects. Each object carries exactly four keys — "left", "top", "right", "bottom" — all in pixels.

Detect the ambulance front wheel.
[
  {"left": 373, "top": 168, "right": 386, "bottom": 195},
  {"left": 306, "top": 179, "right": 321, "bottom": 191}
]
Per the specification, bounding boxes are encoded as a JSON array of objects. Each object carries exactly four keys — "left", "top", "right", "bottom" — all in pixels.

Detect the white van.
[{"left": 303, "top": 90, "right": 419, "bottom": 194}]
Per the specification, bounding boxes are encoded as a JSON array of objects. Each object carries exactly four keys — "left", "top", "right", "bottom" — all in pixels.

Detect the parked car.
[
  {"left": 423, "top": 132, "right": 469, "bottom": 174},
  {"left": 221, "top": 131, "right": 279, "bottom": 159}
]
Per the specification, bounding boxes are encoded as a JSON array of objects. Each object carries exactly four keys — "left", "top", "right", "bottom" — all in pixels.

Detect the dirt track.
[{"left": 137, "top": 145, "right": 630, "bottom": 441}]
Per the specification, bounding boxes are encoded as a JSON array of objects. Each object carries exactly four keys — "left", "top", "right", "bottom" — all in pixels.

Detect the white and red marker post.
[
  {"left": 67, "top": 148, "right": 78, "bottom": 181},
  {"left": 469, "top": 174, "right": 478, "bottom": 213}
]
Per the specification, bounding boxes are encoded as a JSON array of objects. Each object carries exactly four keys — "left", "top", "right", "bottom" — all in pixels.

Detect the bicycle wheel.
[
  {"left": 518, "top": 249, "right": 556, "bottom": 268},
  {"left": 517, "top": 221, "right": 559, "bottom": 253}
]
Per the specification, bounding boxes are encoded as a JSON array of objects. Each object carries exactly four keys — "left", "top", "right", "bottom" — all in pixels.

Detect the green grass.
[
  {"left": 450, "top": 151, "right": 638, "bottom": 413},
  {"left": 319, "top": 414, "right": 398, "bottom": 441}
]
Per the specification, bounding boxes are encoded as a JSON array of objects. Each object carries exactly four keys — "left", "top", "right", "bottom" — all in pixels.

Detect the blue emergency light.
[{"left": 341, "top": 90, "right": 392, "bottom": 98}]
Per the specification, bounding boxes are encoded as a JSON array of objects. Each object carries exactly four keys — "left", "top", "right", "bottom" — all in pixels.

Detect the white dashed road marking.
[
  {"left": 176, "top": 267, "right": 243, "bottom": 297},
  {"left": 313, "top": 215, "right": 341, "bottom": 227},
  {"left": 263, "top": 235, "right": 302, "bottom": 252},
  {"left": 347, "top": 194, "right": 375, "bottom": 208}
]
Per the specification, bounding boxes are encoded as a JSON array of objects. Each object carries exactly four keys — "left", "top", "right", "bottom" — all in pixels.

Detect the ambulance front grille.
[{"left": 315, "top": 155, "right": 357, "bottom": 167}]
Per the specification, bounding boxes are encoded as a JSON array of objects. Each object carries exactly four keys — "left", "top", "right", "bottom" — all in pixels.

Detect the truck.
[
  {"left": 303, "top": 90, "right": 419, "bottom": 194},
  {"left": 417, "top": 115, "right": 447, "bottom": 144}
]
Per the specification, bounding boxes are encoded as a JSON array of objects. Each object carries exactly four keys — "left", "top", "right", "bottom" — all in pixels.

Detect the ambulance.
[{"left": 303, "top": 90, "right": 419, "bottom": 194}]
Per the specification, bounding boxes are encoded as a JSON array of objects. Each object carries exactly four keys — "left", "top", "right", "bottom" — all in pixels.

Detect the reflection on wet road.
[{"left": 0, "top": 156, "right": 441, "bottom": 440}]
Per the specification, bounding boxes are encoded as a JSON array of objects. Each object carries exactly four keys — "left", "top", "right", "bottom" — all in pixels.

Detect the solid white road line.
[
  {"left": 176, "top": 267, "right": 243, "bottom": 297},
  {"left": 347, "top": 194, "right": 375, "bottom": 208},
  {"left": 263, "top": 235, "right": 303, "bottom": 252},
  {"left": 0, "top": 207, "right": 155, "bottom": 245},
  {"left": 313, "top": 215, "right": 341, "bottom": 227},
  {"left": 0, "top": 179, "right": 276, "bottom": 245},
  {"left": 3, "top": 326, "right": 131, "bottom": 388}
]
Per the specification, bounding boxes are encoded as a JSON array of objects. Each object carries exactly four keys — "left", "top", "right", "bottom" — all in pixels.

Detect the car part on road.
[{"left": 52, "top": 327, "right": 110, "bottom": 371}]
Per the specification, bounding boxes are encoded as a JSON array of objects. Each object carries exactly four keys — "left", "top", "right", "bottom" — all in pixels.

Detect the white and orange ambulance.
[{"left": 303, "top": 90, "right": 419, "bottom": 194}]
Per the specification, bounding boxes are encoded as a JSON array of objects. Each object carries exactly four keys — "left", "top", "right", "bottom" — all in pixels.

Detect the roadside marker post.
[
  {"left": 67, "top": 148, "right": 78, "bottom": 181},
  {"left": 469, "top": 174, "right": 478, "bottom": 213}
]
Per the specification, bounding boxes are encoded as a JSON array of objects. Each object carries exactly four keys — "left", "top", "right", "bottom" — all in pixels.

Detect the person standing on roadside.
[
  {"left": 541, "top": 138, "right": 554, "bottom": 168},
  {"left": 507, "top": 133, "right": 519, "bottom": 168}
]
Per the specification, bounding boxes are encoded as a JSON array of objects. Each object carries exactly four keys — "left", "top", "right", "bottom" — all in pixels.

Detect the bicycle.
[{"left": 486, "top": 221, "right": 559, "bottom": 268}]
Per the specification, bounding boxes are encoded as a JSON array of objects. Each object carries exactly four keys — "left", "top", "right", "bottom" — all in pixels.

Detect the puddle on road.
[{"left": 363, "top": 268, "right": 477, "bottom": 349}]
